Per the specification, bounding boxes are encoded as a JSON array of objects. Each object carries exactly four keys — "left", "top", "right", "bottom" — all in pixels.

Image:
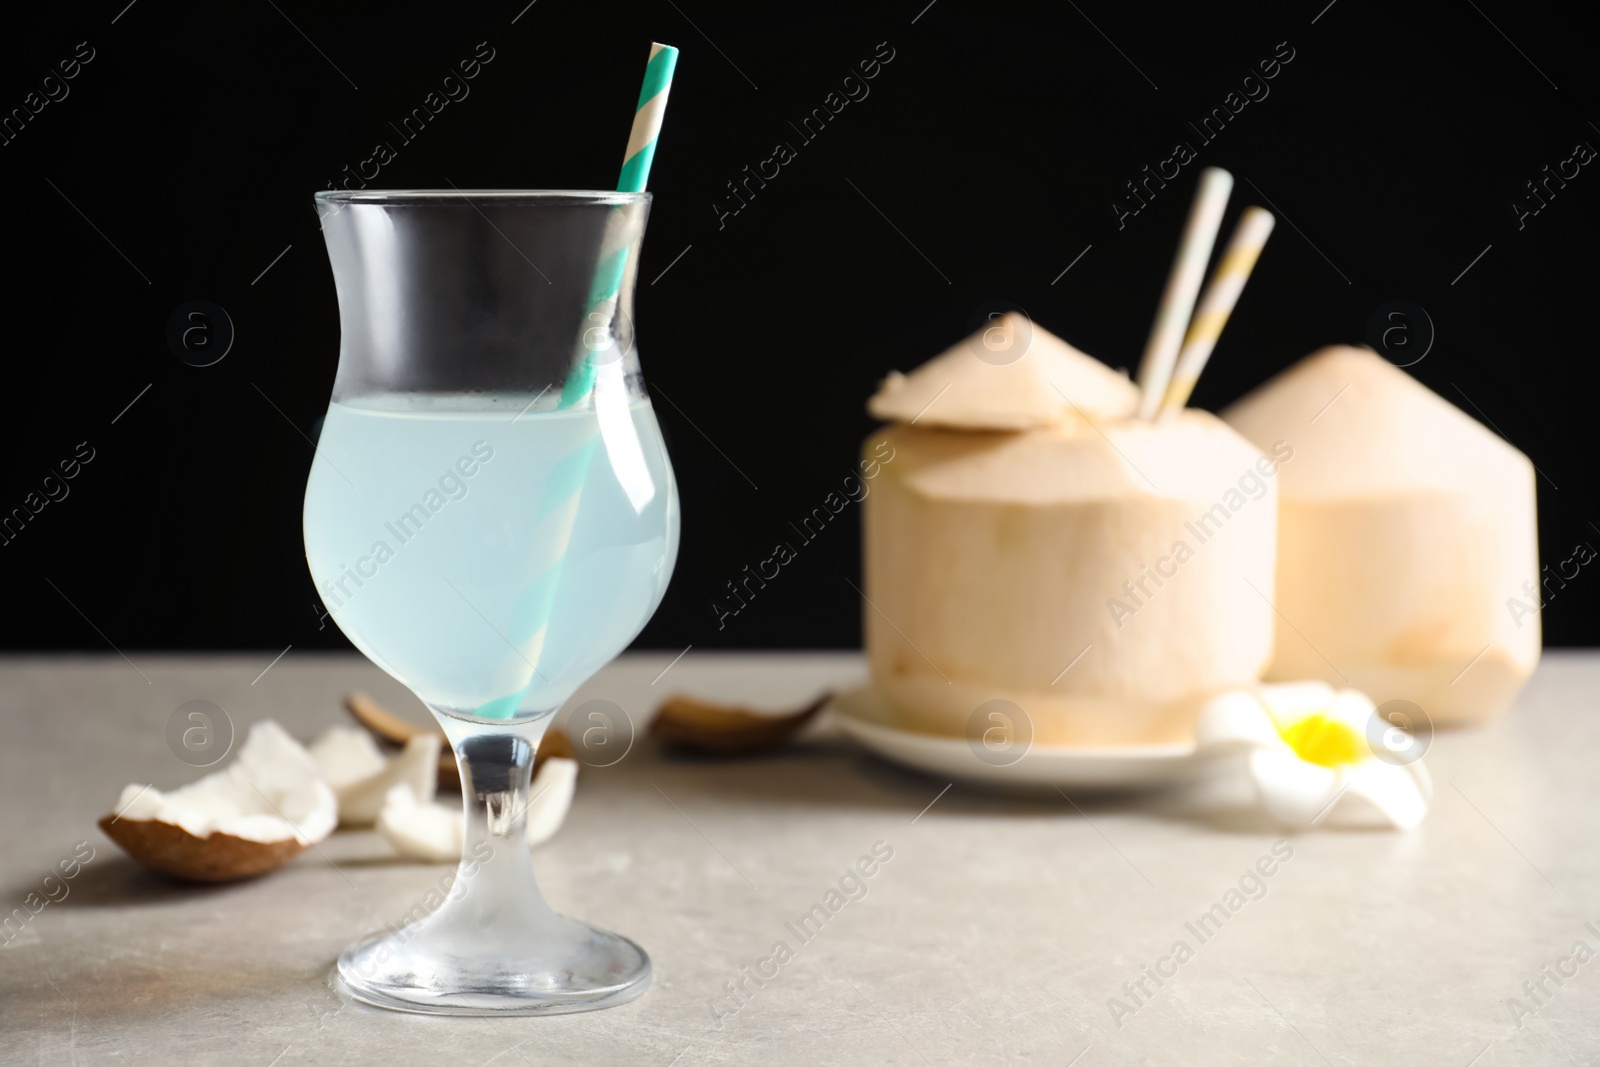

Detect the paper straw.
[
  {"left": 617, "top": 43, "right": 679, "bottom": 195},
  {"left": 559, "top": 42, "right": 679, "bottom": 409},
  {"left": 472, "top": 436, "right": 599, "bottom": 721},
  {"left": 1134, "top": 167, "right": 1233, "bottom": 421},
  {"left": 1158, "top": 206, "right": 1275, "bottom": 417},
  {"left": 473, "top": 43, "right": 679, "bottom": 721}
]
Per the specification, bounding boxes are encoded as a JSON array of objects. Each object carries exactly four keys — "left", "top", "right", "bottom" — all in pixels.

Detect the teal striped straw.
[
  {"left": 559, "top": 42, "right": 679, "bottom": 409},
  {"left": 473, "top": 43, "right": 679, "bottom": 721}
]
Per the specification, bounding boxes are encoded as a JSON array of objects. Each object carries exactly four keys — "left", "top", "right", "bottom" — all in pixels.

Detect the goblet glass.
[{"left": 303, "top": 190, "right": 677, "bottom": 1015}]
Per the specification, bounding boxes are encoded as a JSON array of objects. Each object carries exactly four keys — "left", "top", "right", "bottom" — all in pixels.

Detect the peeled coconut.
[
  {"left": 863, "top": 321, "right": 1278, "bottom": 745},
  {"left": 1223, "top": 346, "right": 1539, "bottom": 724},
  {"left": 311, "top": 726, "right": 440, "bottom": 826},
  {"left": 376, "top": 757, "right": 579, "bottom": 862},
  {"left": 100, "top": 721, "right": 337, "bottom": 882}
]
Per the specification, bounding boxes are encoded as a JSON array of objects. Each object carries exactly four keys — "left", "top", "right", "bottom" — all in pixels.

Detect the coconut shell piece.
[
  {"left": 344, "top": 691, "right": 431, "bottom": 746},
  {"left": 99, "top": 721, "right": 337, "bottom": 883},
  {"left": 535, "top": 728, "right": 574, "bottom": 772},
  {"left": 650, "top": 693, "right": 829, "bottom": 755},
  {"left": 436, "top": 750, "right": 460, "bottom": 792},
  {"left": 97, "top": 816, "right": 308, "bottom": 883}
]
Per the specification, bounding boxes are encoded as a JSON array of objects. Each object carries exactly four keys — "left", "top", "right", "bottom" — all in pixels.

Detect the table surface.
[{"left": 2, "top": 651, "right": 1597, "bottom": 1066}]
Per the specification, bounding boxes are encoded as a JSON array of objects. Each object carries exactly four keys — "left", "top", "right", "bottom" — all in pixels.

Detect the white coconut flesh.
[
  {"left": 524, "top": 757, "right": 577, "bottom": 847},
  {"left": 112, "top": 720, "right": 337, "bottom": 846},
  {"left": 377, "top": 757, "right": 579, "bottom": 861},
  {"left": 308, "top": 724, "right": 387, "bottom": 788},
  {"left": 377, "top": 783, "right": 461, "bottom": 863},
  {"left": 311, "top": 727, "right": 441, "bottom": 827}
]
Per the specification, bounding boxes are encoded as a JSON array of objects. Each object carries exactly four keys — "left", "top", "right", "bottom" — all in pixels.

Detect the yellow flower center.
[{"left": 1278, "top": 713, "right": 1365, "bottom": 768}]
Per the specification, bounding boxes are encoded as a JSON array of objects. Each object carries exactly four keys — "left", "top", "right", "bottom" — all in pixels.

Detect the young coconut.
[
  {"left": 310, "top": 726, "right": 441, "bottom": 827},
  {"left": 1223, "top": 347, "right": 1540, "bottom": 725},
  {"left": 99, "top": 720, "right": 337, "bottom": 882},
  {"left": 862, "top": 320, "right": 1277, "bottom": 745}
]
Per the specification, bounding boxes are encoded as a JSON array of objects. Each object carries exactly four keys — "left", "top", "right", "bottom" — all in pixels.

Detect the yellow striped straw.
[
  {"left": 1159, "top": 206, "right": 1276, "bottom": 417},
  {"left": 1135, "top": 167, "right": 1234, "bottom": 421}
]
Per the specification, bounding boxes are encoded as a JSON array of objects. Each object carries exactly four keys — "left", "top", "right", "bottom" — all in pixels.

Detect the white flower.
[{"left": 1196, "top": 682, "right": 1432, "bottom": 830}]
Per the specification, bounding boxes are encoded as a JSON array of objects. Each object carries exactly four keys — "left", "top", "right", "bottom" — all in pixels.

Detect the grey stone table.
[{"left": 2, "top": 652, "right": 1597, "bottom": 1066}]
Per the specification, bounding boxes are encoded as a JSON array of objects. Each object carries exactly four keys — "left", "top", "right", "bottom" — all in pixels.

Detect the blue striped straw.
[
  {"left": 560, "top": 42, "right": 678, "bottom": 409},
  {"left": 473, "top": 44, "right": 678, "bottom": 720}
]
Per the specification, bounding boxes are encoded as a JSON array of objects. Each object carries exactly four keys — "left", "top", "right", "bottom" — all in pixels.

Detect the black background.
[{"left": 2, "top": 0, "right": 1597, "bottom": 654}]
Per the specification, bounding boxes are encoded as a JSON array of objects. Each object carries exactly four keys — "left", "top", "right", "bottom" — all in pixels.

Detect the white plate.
[{"left": 828, "top": 686, "right": 1204, "bottom": 790}]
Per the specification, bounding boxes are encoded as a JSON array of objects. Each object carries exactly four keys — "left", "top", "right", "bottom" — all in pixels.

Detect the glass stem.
[{"left": 439, "top": 719, "right": 558, "bottom": 932}]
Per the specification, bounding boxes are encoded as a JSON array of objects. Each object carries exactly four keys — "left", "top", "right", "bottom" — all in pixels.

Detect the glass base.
[
  {"left": 334, "top": 914, "right": 651, "bottom": 1016},
  {"left": 331, "top": 713, "right": 650, "bottom": 1016}
]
